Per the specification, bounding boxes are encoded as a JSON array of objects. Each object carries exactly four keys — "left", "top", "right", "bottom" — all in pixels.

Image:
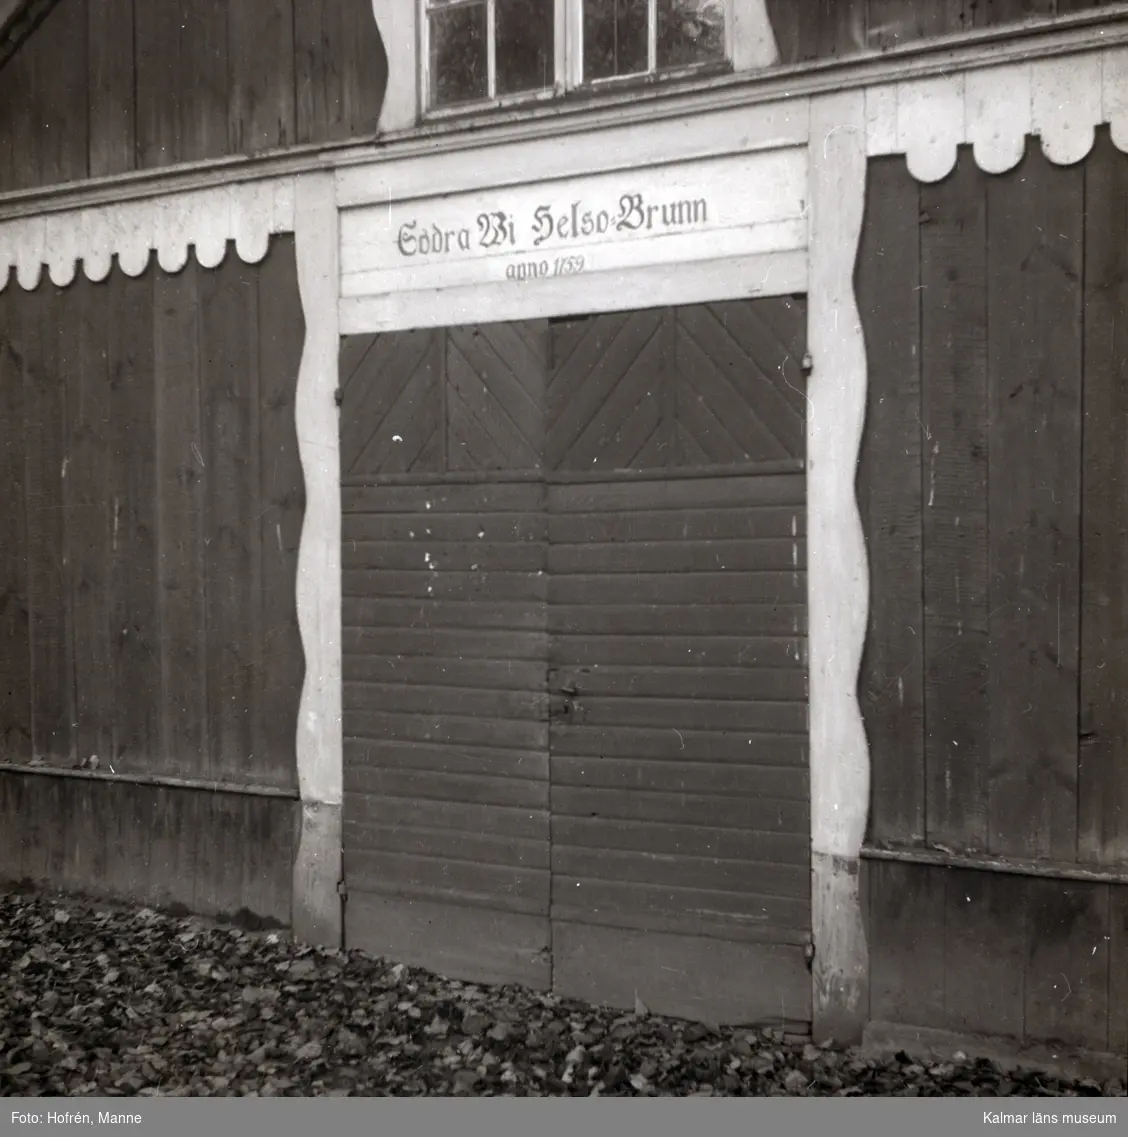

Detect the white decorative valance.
[
  {"left": 866, "top": 43, "right": 1128, "bottom": 181},
  {"left": 0, "top": 177, "right": 295, "bottom": 291}
]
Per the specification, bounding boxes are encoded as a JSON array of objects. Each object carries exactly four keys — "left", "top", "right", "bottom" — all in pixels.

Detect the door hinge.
[
  {"left": 334, "top": 386, "right": 344, "bottom": 407},
  {"left": 804, "top": 941, "right": 815, "bottom": 971},
  {"left": 337, "top": 879, "right": 348, "bottom": 900}
]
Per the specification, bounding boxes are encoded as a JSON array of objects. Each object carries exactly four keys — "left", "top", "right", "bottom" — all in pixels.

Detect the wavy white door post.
[
  {"left": 807, "top": 90, "right": 871, "bottom": 1045},
  {"left": 293, "top": 172, "right": 344, "bottom": 946}
]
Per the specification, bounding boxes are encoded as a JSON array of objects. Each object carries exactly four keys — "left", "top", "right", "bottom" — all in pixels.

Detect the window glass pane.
[
  {"left": 657, "top": 0, "right": 725, "bottom": 68},
  {"left": 430, "top": 2, "right": 488, "bottom": 107},
  {"left": 497, "top": 0, "right": 554, "bottom": 95},
  {"left": 583, "top": 0, "right": 648, "bottom": 82}
]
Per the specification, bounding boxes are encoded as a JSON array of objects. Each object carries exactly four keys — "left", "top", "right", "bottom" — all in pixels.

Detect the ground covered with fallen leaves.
[{"left": 1, "top": 887, "right": 1124, "bottom": 1098}]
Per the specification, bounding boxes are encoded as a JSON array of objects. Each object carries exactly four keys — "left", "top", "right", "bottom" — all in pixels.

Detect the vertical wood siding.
[
  {"left": 0, "top": 236, "right": 305, "bottom": 789},
  {"left": 0, "top": 0, "right": 386, "bottom": 194},
  {"left": 858, "top": 130, "right": 1128, "bottom": 1057},
  {"left": 0, "top": 770, "right": 296, "bottom": 925},
  {"left": 766, "top": 0, "right": 1111, "bottom": 64}
]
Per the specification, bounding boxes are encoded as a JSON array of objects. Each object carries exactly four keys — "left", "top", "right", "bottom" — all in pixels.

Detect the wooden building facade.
[{"left": 1, "top": 0, "right": 1127, "bottom": 1071}]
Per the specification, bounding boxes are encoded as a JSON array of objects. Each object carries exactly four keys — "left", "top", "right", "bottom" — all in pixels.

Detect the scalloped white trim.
[
  {"left": 867, "top": 44, "right": 1128, "bottom": 181},
  {"left": 0, "top": 178, "right": 296, "bottom": 292}
]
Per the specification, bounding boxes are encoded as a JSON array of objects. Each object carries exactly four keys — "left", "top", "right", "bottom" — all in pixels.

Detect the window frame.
[{"left": 419, "top": 0, "right": 734, "bottom": 118}]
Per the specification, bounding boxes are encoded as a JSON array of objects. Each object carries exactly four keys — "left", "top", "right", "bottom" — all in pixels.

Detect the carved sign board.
[{"left": 339, "top": 148, "right": 808, "bottom": 301}]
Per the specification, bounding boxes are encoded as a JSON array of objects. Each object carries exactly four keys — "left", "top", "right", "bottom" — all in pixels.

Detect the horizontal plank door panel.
[
  {"left": 546, "top": 295, "right": 810, "bottom": 1026},
  {"left": 341, "top": 351, "right": 551, "bottom": 987}
]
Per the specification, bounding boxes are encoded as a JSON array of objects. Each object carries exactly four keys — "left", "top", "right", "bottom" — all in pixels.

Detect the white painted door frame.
[{"left": 299, "top": 89, "right": 873, "bottom": 1042}]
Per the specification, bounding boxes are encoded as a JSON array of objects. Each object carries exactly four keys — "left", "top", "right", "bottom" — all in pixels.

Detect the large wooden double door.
[{"left": 340, "top": 297, "right": 812, "bottom": 1025}]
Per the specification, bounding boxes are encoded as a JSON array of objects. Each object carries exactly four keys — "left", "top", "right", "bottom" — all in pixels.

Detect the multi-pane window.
[{"left": 423, "top": 0, "right": 729, "bottom": 112}]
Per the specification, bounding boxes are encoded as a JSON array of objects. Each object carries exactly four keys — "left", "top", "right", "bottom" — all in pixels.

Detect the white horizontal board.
[
  {"left": 335, "top": 99, "right": 812, "bottom": 208},
  {"left": 342, "top": 217, "right": 806, "bottom": 299},
  {"left": 339, "top": 148, "right": 807, "bottom": 303},
  {"left": 340, "top": 249, "right": 807, "bottom": 335}
]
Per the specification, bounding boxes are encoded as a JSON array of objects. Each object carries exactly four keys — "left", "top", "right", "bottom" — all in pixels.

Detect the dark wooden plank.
[
  {"left": 548, "top": 473, "right": 805, "bottom": 513},
  {"left": 228, "top": 0, "right": 296, "bottom": 155},
  {"left": 549, "top": 539, "right": 803, "bottom": 575},
  {"left": 344, "top": 819, "right": 550, "bottom": 871},
  {"left": 344, "top": 654, "right": 546, "bottom": 692},
  {"left": 552, "top": 786, "right": 808, "bottom": 833},
  {"left": 920, "top": 148, "right": 990, "bottom": 851},
  {"left": 866, "top": 860, "right": 947, "bottom": 1028},
  {"left": 339, "top": 330, "right": 443, "bottom": 475},
  {"left": 551, "top": 877, "right": 810, "bottom": 937},
  {"left": 549, "top": 662, "right": 807, "bottom": 702},
  {"left": 24, "top": 283, "right": 74, "bottom": 764},
  {"left": 0, "top": 285, "right": 32, "bottom": 761},
  {"left": 346, "top": 793, "right": 547, "bottom": 842},
  {"left": 764, "top": 0, "right": 821, "bottom": 64},
  {"left": 347, "top": 848, "right": 548, "bottom": 910},
  {"left": 344, "top": 541, "right": 546, "bottom": 573},
  {"left": 551, "top": 756, "right": 807, "bottom": 800},
  {"left": 343, "top": 597, "right": 545, "bottom": 632},
  {"left": 345, "top": 710, "right": 547, "bottom": 754},
  {"left": 346, "top": 893, "right": 550, "bottom": 990},
  {"left": 556, "top": 815, "right": 808, "bottom": 865},
  {"left": 107, "top": 267, "right": 160, "bottom": 773},
  {"left": 345, "top": 510, "right": 545, "bottom": 543},
  {"left": 554, "top": 846, "right": 807, "bottom": 900},
  {"left": 547, "top": 311, "right": 666, "bottom": 471},
  {"left": 343, "top": 568, "right": 548, "bottom": 602},
  {"left": 238, "top": 794, "right": 296, "bottom": 924},
  {"left": 153, "top": 262, "right": 209, "bottom": 779},
  {"left": 817, "top": 0, "right": 864, "bottom": 57},
  {"left": 558, "top": 694, "right": 806, "bottom": 734},
  {"left": 1024, "top": 880, "right": 1110, "bottom": 1050},
  {"left": 68, "top": 275, "right": 114, "bottom": 768},
  {"left": 0, "top": 28, "right": 36, "bottom": 191},
  {"left": 550, "top": 601, "right": 804, "bottom": 637},
  {"left": 552, "top": 724, "right": 805, "bottom": 764},
  {"left": 136, "top": 0, "right": 229, "bottom": 168},
  {"left": 294, "top": 0, "right": 386, "bottom": 144},
  {"left": 680, "top": 303, "right": 807, "bottom": 450},
  {"left": 856, "top": 154, "right": 925, "bottom": 846},
  {"left": 354, "top": 337, "right": 442, "bottom": 476},
  {"left": 256, "top": 236, "right": 305, "bottom": 792},
  {"left": 972, "top": 0, "right": 1053, "bottom": 26},
  {"left": 985, "top": 146, "right": 1083, "bottom": 862},
  {"left": 1109, "top": 885, "right": 1128, "bottom": 1056},
  {"left": 551, "top": 634, "right": 804, "bottom": 670},
  {"left": 88, "top": 0, "right": 136, "bottom": 178},
  {"left": 1078, "top": 130, "right": 1128, "bottom": 867},
  {"left": 942, "top": 866, "right": 1026, "bottom": 1037},
  {"left": 343, "top": 679, "right": 546, "bottom": 721},
  {"left": 344, "top": 737, "right": 547, "bottom": 781},
  {"left": 866, "top": 0, "right": 967, "bottom": 48},
  {"left": 551, "top": 571, "right": 804, "bottom": 606},
  {"left": 0, "top": 772, "right": 28, "bottom": 880},
  {"left": 553, "top": 923, "right": 810, "bottom": 1025},
  {"left": 32, "top": 0, "right": 88, "bottom": 186},
  {"left": 200, "top": 256, "right": 263, "bottom": 783},
  {"left": 447, "top": 325, "right": 545, "bottom": 470},
  {"left": 343, "top": 480, "right": 546, "bottom": 513},
  {"left": 342, "top": 626, "right": 548, "bottom": 662}
]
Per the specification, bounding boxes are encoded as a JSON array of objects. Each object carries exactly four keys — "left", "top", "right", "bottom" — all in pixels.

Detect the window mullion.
[
  {"left": 565, "top": 0, "right": 583, "bottom": 88},
  {"left": 554, "top": 0, "right": 567, "bottom": 91},
  {"left": 648, "top": 0, "right": 657, "bottom": 74},
  {"left": 487, "top": 0, "right": 497, "bottom": 99}
]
